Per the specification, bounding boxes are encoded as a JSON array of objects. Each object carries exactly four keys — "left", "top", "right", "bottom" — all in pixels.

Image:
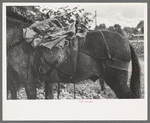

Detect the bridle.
[
  {"left": 39, "top": 60, "right": 58, "bottom": 76},
  {"left": 37, "top": 44, "right": 72, "bottom": 78}
]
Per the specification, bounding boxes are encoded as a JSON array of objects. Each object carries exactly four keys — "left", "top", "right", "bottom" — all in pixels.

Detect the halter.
[{"left": 37, "top": 47, "right": 72, "bottom": 77}]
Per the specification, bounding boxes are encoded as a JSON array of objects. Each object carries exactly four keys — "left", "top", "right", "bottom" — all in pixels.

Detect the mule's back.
[
  {"left": 84, "top": 30, "right": 131, "bottom": 62},
  {"left": 102, "top": 30, "right": 130, "bottom": 61}
]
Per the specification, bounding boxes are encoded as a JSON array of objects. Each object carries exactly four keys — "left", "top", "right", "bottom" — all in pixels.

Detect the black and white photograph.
[{"left": 3, "top": 2, "right": 147, "bottom": 120}]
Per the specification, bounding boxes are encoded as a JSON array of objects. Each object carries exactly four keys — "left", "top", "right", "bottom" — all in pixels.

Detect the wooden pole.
[{"left": 95, "top": 10, "right": 97, "bottom": 28}]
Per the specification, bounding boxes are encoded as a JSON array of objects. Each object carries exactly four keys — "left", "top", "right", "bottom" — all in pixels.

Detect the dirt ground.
[{"left": 8, "top": 57, "right": 145, "bottom": 99}]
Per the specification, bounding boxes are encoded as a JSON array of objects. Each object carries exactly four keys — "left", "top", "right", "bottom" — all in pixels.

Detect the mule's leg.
[
  {"left": 98, "top": 61, "right": 106, "bottom": 94},
  {"left": 45, "top": 82, "right": 54, "bottom": 99},
  {"left": 10, "top": 87, "right": 17, "bottom": 99},
  {"left": 104, "top": 67, "right": 136, "bottom": 98},
  {"left": 7, "top": 77, "right": 17, "bottom": 99},
  {"left": 24, "top": 77, "right": 36, "bottom": 99},
  {"left": 7, "top": 79, "right": 10, "bottom": 99}
]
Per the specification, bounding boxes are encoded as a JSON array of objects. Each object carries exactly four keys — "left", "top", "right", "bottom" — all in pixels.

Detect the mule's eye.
[{"left": 65, "top": 40, "right": 69, "bottom": 46}]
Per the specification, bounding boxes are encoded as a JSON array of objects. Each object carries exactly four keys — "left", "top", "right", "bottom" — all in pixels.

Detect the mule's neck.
[{"left": 7, "top": 17, "right": 32, "bottom": 51}]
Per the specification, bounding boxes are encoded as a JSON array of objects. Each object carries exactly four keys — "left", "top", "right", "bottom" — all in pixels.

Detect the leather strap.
[
  {"left": 98, "top": 30, "right": 129, "bottom": 71},
  {"left": 98, "top": 30, "right": 111, "bottom": 59},
  {"left": 105, "top": 59, "right": 129, "bottom": 71},
  {"left": 40, "top": 60, "right": 58, "bottom": 76},
  {"left": 46, "top": 61, "right": 58, "bottom": 76},
  {"left": 43, "top": 59, "right": 71, "bottom": 75}
]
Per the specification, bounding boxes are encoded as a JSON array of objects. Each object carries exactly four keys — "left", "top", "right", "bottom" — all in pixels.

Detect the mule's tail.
[{"left": 130, "top": 44, "right": 141, "bottom": 98}]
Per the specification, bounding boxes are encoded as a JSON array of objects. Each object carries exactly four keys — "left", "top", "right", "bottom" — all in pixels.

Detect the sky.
[{"left": 39, "top": 3, "right": 146, "bottom": 29}]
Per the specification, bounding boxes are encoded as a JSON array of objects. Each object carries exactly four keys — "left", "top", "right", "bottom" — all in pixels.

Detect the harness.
[
  {"left": 36, "top": 30, "right": 130, "bottom": 93},
  {"left": 26, "top": 28, "right": 130, "bottom": 99},
  {"left": 37, "top": 29, "right": 129, "bottom": 76}
]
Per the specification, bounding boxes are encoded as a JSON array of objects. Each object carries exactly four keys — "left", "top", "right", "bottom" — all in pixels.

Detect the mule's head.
[{"left": 33, "top": 38, "right": 69, "bottom": 80}]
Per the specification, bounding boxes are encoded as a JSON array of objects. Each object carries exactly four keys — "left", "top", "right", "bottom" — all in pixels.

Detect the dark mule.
[
  {"left": 7, "top": 10, "right": 40, "bottom": 99},
  {"left": 34, "top": 30, "right": 141, "bottom": 99}
]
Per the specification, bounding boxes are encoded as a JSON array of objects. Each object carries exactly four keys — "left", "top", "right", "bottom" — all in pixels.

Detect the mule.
[
  {"left": 33, "top": 30, "right": 141, "bottom": 99},
  {"left": 6, "top": 10, "right": 53, "bottom": 99}
]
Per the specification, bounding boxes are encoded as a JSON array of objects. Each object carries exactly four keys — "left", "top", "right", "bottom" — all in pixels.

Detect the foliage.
[
  {"left": 39, "top": 6, "right": 95, "bottom": 28},
  {"left": 7, "top": 6, "right": 43, "bottom": 21},
  {"left": 132, "top": 28, "right": 139, "bottom": 34},
  {"left": 123, "top": 27, "right": 133, "bottom": 33},
  {"left": 107, "top": 26, "right": 115, "bottom": 31},
  {"left": 7, "top": 6, "right": 95, "bottom": 29},
  {"left": 136, "top": 20, "right": 144, "bottom": 34},
  {"left": 95, "top": 23, "right": 106, "bottom": 30},
  {"left": 123, "top": 20, "right": 144, "bottom": 35},
  {"left": 130, "top": 41, "right": 144, "bottom": 58},
  {"left": 106, "top": 24, "right": 125, "bottom": 36}
]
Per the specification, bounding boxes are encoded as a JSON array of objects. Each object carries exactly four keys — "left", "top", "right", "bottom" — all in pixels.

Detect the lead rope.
[{"left": 27, "top": 51, "right": 30, "bottom": 80}]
